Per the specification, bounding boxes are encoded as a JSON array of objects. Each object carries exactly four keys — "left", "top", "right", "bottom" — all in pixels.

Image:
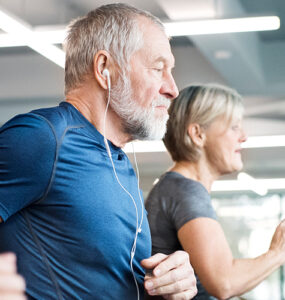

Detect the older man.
[{"left": 0, "top": 3, "right": 197, "bottom": 300}]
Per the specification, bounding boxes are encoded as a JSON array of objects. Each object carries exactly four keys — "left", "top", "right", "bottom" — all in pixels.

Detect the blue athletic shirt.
[{"left": 0, "top": 102, "right": 151, "bottom": 299}]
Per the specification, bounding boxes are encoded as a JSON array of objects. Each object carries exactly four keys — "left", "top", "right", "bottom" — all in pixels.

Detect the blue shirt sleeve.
[{"left": 0, "top": 113, "right": 56, "bottom": 221}]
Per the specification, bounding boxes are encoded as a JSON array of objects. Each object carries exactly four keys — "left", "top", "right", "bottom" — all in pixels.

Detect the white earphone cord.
[{"left": 102, "top": 71, "right": 144, "bottom": 300}]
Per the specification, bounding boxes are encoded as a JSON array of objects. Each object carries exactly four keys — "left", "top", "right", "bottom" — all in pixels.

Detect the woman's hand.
[{"left": 269, "top": 219, "right": 285, "bottom": 264}]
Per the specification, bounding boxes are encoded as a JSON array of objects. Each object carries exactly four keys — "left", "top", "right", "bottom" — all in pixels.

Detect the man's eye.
[{"left": 154, "top": 68, "right": 163, "bottom": 72}]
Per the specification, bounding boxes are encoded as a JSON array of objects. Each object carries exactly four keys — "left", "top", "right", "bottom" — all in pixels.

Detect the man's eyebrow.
[
  {"left": 153, "top": 56, "right": 175, "bottom": 68},
  {"left": 153, "top": 56, "right": 166, "bottom": 63}
]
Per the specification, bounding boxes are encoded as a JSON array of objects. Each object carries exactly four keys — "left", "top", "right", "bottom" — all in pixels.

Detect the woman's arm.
[{"left": 178, "top": 217, "right": 285, "bottom": 300}]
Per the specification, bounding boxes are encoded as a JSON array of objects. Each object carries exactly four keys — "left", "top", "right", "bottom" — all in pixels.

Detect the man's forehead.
[
  {"left": 142, "top": 31, "right": 175, "bottom": 64},
  {"left": 134, "top": 17, "right": 175, "bottom": 66}
]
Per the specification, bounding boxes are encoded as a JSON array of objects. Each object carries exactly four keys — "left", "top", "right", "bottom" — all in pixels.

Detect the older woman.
[{"left": 145, "top": 84, "right": 285, "bottom": 300}]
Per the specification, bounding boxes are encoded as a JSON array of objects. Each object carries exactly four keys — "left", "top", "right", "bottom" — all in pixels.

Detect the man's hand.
[
  {"left": 0, "top": 253, "right": 26, "bottom": 300},
  {"left": 141, "top": 251, "right": 197, "bottom": 300}
]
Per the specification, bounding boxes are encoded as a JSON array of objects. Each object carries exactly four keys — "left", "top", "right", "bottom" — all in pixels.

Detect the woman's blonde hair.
[{"left": 164, "top": 84, "right": 244, "bottom": 162}]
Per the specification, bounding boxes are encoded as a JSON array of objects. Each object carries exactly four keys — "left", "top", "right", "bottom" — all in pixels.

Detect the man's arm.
[
  {"left": 141, "top": 251, "right": 197, "bottom": 300},
  {"left": 0, "top": 253, "right": 26, "bottom": 300}
]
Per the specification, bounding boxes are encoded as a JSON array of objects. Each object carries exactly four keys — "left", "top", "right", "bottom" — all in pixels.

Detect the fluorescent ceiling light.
[
  {"left": 124, "top": 141, "right": 166, "bottom": 153},
  {"left": 158, "top": 0, "right": 216, "bottom": 20},
  {"left": 28, "top": 42, "right": 65, "bottom": 67},
  {"left": 212, "top": 177, "right": 285, "bottom": 193},
  {"left": 0, "top": 8, "right": 65, "bottom": 68},
  {"left": 0, "top": 27, "right": 66, "bottom": 47},
  {"left": 0, "top": 14, "right": 280, "bottom": 50},
  {"left": 164, "top": 16, "right": 280, "bottom": 36},
  {"left": 237, "top": 172, "right": 268, "bottom": 196},
  {"left": 124, "top": 135, "right": 285, "bottom": 153},
  {"left": 0, "top": 8, "right": 280, "bottom": 67},
  {"left": 214, "top": 50, "right": 232, "bottom": 60},
  {"left": 242, "top": 135, "right": 285, "bottom": 148},
  {"left": 0, "top": 10, "right": 280, "bottom": 68}
]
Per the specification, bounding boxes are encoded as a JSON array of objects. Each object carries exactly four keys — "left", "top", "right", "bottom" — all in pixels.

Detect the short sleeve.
[
  {"left": 164, "top": 177, "right": 217, "bottom": 231},
  {"left": 0, "top": 113, "right": 56, "bottom": 221}
]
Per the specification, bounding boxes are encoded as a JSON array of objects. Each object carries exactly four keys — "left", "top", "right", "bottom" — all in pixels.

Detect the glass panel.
[{"left": 212, "top": 193, "right": 285, "bottom": 300}]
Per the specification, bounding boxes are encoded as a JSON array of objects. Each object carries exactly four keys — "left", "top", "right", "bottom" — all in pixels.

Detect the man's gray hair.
[{"left": 64, "top": 3, "right": 164, "bottom": 94}]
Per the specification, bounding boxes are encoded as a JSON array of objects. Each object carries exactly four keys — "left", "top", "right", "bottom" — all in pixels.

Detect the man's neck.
[{"left": 65, "top": 84, "right": 131, "bottom": 148}]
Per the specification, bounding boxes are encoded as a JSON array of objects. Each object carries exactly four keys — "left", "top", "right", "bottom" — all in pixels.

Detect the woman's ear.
[
  {"left": 187, "top": 123, "right": 206, "bottom": 147},
  {"left": 93, "top": 50, "right": 111, "bottom": 90}
]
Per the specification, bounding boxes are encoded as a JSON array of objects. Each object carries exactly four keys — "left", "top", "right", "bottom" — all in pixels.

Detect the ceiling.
[{"left": 0, "top": 0, "right": 284, "bottom": 195}]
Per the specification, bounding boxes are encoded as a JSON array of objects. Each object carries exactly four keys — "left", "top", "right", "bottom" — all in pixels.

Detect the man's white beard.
[{"left": 110, "top": 74, "right": 170, "bottom": 140}]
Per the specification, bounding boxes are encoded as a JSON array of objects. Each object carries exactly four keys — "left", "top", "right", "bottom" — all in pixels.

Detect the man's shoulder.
[
  {"left": 30, "top": 103, "right": 68, "bottom": 137},
  {"left": 0, "top": 103, "right": 70, "bottom": 148},
  {"left": 1, "top": 102, "right": 77, "bottom": 144},
  {"left": 0, "top": 111, "right": 57, "bottom": 154},
  {"left": 30, "top": 102, "right": 86, "bottom": 142}
]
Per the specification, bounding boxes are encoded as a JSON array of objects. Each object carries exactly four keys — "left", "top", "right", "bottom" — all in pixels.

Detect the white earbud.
[{"left": 102, "top": 68, "right": 111, "bottom": 90}]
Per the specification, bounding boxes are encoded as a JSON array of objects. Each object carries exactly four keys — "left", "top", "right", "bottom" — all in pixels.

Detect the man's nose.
[{"left": 160, "top": 72, "right": 179, "bottom": 100}]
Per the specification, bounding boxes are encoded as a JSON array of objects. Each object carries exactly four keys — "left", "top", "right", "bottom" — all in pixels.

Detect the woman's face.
[{"left": 203, "top": 116, "right": 247, "bottom": 176}]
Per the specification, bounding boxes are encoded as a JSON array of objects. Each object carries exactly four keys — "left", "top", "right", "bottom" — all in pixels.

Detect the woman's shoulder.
[{"left": 162, "top": 172, "right": 210, "bottom": 197}]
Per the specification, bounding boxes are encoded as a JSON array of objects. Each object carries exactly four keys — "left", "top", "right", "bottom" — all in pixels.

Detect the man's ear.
[
  {"left": 93, "top": 50, "right": 112, "bottom": 90},
  {"left": 187, "top": 123, "right": 206, "bottom": 147}
]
